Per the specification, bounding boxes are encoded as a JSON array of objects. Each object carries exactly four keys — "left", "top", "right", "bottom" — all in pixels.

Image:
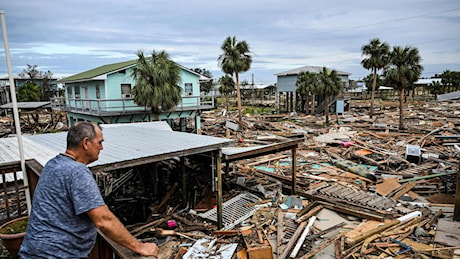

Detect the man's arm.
[{"left": 87, "top": 205, "right": 159, "bottom": 257}]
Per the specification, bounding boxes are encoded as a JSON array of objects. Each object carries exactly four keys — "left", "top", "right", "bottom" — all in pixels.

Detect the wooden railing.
[
  {"left": 0, "top": 160, "right": 42, "bottom": 225},
  {"left": 50, "top": 96, "right": 215, "bottom": 115}
]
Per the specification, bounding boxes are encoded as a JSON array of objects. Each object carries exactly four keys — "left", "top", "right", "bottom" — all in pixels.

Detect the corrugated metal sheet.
[
  {"left": 0, "top": 136, "right": 57, "bottom": 166},
  {"left": 100, "top": 121, "right": 172, "bottom": 131},
  {"left": 0, "top": 102, "right": 51, "bottom": 109},
  {"left": 438, "top": 90, "right": 460, "bottom": 101},
  {"left": 275, "top": 65, "right": 351, "bottom": 76},
  {"left": 23, "top": 122, "right": 233, "bottom": 169}
]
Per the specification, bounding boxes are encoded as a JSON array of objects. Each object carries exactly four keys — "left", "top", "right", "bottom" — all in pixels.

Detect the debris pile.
[
  {"left": 112, "top": 100, "right": 459, "bottom": 258},
  {"left": 0, "top": 109, "right": 68, "bottom": 136}
]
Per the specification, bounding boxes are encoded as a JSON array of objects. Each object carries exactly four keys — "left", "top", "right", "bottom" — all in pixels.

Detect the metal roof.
[
  {"left": 438, "top": 90, "right": 460, "bottom": 101},
  {"left": 275, "top": 65, "right": 351, "bottom": 76},
  {"left": 57, "top": 60, "right": 138, "bottom": 83},
  {"left": 18, "top": 121, "right": 233, "bottom": 171},
  {"left": 0, "top": 136, "right": 57, "bottom": 167},
  {"left": 221, "top": 138, "right": 304, "bottom": 162},
  {"left": 58, "top": 59, "right": 210, "bottom": 84},
  {"left": 0, "top": 102, "right": 51, "bottom": 109}
]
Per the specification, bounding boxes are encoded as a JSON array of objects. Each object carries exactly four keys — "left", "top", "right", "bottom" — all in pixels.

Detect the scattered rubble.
[
  {"left": 2, "top": 99, "right": 460, "bottom": 258},
  {"left": 111, "top": 99, "right": 459, "bottom": 259},
  {"left": 0, "top": 108, "right": 68, "bottom": 136}
]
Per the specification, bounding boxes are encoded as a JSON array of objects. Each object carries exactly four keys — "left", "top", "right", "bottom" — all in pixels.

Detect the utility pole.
[
  {"left": 1, "top": 10, "right": 32, "bottom": 214},
  {"left": 251, "top": 73, "right": 255, "bottom": 114}
]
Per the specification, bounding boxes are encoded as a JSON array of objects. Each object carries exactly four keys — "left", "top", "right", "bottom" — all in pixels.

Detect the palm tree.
[
  {"left": 363, "top": 73, "right": 384, "bottom": 100},
  {"left": 429, "top": 80, "right": 442, "bottom": 100},
  {"left": 384, "top": 46, "right": 423, "bottom": 130},
  {"left": 218, "top": 75, "right": 235, "bottom": 112},
  {"left": 296, "top": 71, "right": 317, "bottom": 114},
  {"left": 131, "top": 50, "right": 182, "bottom": 119},
  {"left": 218, "top": 36, "right": 252, "bottom": 129},
  {"left": 361, "top": 38, "right": 390, "bottom": 117},
  {"left": 314, "top": 67, "right": 342, "bottom": 125}
]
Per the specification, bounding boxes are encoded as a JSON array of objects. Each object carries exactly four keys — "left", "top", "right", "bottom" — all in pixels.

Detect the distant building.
[
  {"left": 0, "top": 75, "right": 59, "bottom": 105},
  {"left": 275, "top": 66, "right": 351, "bottom": 114}
]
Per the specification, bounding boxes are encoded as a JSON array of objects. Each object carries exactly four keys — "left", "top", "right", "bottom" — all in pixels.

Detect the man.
[{"left": 19, "top": 122, "right": 159, "bottom": 258}]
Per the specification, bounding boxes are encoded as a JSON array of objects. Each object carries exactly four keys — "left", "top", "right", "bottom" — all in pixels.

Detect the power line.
[{"left": 254, "top": 8, "right": 460, "bottom": 46}]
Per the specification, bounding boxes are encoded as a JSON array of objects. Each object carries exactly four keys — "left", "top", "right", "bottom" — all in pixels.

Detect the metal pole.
[{"left": 1, "top": 10, "right": 32, "bottom": 214}]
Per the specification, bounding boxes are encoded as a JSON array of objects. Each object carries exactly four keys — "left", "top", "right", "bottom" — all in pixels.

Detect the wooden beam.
[
  {"left": 279, "top": 221, "right": 307, "bottom": 259},
  {"left": 290, "top": 216, "right": 316, "bottom": 258},
  {"left": 181, "top": 157, "right": 186, "bottom": 208},
  {"left": 216, "top": 152, "right": 223, "bottom": 229},
  {"left": 454, "top": 160, "right": 460, "bottom": 221},
  {"left": 292, "top": 147, "right": 297, "bottom": 195}
]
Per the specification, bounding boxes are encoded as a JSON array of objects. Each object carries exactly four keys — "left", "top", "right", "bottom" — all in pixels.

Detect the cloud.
[{"left": 1, "top": 0, "right": 459, "bottom": 82}]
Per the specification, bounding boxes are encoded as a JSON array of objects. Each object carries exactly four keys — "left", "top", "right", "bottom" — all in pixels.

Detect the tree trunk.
[
  {"left": 370, "top": 69, "right": 377, "bottom": 117},
  {"left": 399, "top": 88, "right": 405, "bottom": 130},
  {"left": 305, "top": 94, "right": 310, "bottom": 115},
  {"left": 235, "top": 72, "right": 243, "bottom": 130},
  {"left": 310, "top": 94, "right": 316, "bottom": 116},
  {"left": 324, "top": 94, "right": 329, "bottom": 125}
]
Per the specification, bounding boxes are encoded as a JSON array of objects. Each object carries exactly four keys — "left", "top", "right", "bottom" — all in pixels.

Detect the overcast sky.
[{"left": 1, "top": 0, "right": 459, "bottom": 84}]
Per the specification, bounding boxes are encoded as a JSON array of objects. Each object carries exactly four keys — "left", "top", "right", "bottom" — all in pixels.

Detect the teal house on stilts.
[{"left": 55, "top": 59, "right": 213, "bottom": 132}]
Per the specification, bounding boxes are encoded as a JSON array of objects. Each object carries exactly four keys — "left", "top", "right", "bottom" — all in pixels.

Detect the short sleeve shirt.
[{"left": 19, "top": 154, "right": 106, "bottom": 258}]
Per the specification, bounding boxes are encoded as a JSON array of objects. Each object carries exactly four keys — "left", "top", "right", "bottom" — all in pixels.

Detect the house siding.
[{"left": 277, "top": 75, "right": 298, "bottom": 92}]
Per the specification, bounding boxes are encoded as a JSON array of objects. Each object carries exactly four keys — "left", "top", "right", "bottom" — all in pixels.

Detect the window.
[
  {"left": 67, "top": 87, "right": 73, "bottom": 98},
  {"left": 96, "top": 85, "right": 101, "bottom": 99},
  {"left": 74, "top": 86, "right": 81, "bottom": 99},
  {"left": 121, "top": 84, "right": 132, "bottom": 98},
  {"left": 185, "top": 83, "right": 193, "bottom": 96}
]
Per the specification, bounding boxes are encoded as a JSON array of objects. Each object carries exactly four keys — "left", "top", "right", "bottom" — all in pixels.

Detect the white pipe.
[
  {"left": 0, "top": 10, "right": 32, "bottom": 215},
  {"left": 397, "top": 210, "right": 422, "bottom": 224}
]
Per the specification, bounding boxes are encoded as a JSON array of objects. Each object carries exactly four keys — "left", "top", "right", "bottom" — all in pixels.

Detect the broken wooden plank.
[
  {"left": 279, "top": 221, "right": 307, "bottom": 259},
  {"left": 300, "top": 232, "right": 345, "bottom": 259},
  {"left": 290, "top": 216, "right": 316, "bottom": 258}
]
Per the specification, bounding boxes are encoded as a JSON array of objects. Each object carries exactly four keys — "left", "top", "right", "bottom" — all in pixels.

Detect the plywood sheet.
[
  {"left": 375, "top": 178, "right": 400, "bottom": 197},
  {"left": 434, "top": 219, "right": 460, "bottom": 247}
]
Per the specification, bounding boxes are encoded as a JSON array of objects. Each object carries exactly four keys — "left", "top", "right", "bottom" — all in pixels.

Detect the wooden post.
[
  {"left": 292, "top": 147, "right": 297, "bottom": 195},
  {"left": 181, "top": 157, "right": 187, "bottom": 208},
  {"left": 216, "top": 152, "right": 223, "bottom": 229},
  {"left": 454, "top": 160, "right": 460, "bottom": 221}
]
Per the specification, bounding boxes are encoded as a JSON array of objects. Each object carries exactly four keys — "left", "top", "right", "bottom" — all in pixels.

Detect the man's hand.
[{"left": 136, "top": 242, "right": 159, "bottom": 257}]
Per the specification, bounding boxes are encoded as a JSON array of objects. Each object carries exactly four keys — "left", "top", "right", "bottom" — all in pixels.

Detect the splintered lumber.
[
  {"left": 279, "top": 221, "right": 307, "bottom": 259},
  {"left": 131, "top": 217, "right": 169, "bottom": 238},
  {"left": 301, "top": 233, "right": 345, "bottom": 259},
  {"left": 246, "top": 154, "right": 290, "bottom": 167},
  {"left": 290, "top": 216, "right": 316, "bottom": 258},
  {"left": 391, "top": 182, "right": 416, "bottom": 200},
  {"left": 296, "top": 205, "right": 323, "bottom": 223},
  {"left": 345, "top": 219, "right": 400, "bottom": 246},
  {"left": 376, "top": 178, "right": 401, "bottom": 197},
  {"left": 151, "top": 182, "right": 179, "bottom": 214},
  {"left": 172, "top": 213, "right": 196, "bottom": 226}
]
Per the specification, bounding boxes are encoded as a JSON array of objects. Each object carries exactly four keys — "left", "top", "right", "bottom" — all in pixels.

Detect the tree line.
[
  {"left": 15, "top": 36, "right": 459, "bottom": 132},
  {"left": 13, "top": 64, "right": 59, "bottom": 102}
]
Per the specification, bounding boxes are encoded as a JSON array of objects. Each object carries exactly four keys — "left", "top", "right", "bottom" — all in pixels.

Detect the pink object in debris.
[
  {"left": 167, "top": 220, "right": 177, "bottom": 228},
  {"left": 342, "top": 141, "right": 355, "bottom": 148}
]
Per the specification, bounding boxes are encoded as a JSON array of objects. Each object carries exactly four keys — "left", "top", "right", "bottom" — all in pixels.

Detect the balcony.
[{"left": 51, "top": 96, "right": 214, "bottom": 116}]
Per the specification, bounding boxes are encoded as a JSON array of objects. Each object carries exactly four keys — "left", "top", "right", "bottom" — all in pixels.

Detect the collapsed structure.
[{"left": 0, "top": 98, "right": 459, "bottom": 258}]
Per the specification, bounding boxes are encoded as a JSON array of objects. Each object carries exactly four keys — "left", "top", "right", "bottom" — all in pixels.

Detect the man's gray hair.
[{"left": 66, "top": 122, "right": 102, "bottom": 150}]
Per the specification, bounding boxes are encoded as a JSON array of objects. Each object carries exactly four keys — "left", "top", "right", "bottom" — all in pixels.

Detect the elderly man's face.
[{"left": 86, "top": 127, "right": 104, "bottom": 164}]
